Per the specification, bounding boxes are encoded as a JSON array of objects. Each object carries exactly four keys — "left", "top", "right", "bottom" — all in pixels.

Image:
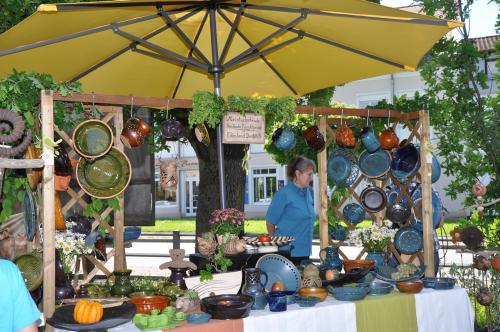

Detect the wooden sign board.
[{"left": 222, "top": 112, "right": 265, "bottom": 144}]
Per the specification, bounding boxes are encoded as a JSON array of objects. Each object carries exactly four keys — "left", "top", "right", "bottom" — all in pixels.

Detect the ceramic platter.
[
  {"left": 358, "top": 149, "right": 391, "bottom": 178},
  {"left": 245, "top": 236, "right": 294, "bottom": 247},
  {"left": 394, "top": 227, "right": 423, "bottom": 254},
  {"left": 256, "top": 254, "right": 301, "bottom": 292},
  {"left": 47, "top": 303, "right": 136, "bottom": 331}
]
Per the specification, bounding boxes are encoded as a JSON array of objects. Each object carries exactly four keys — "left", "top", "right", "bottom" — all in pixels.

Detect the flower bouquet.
[
  {"left": 209, "top": 208, "right": 245, "bottom": 238},
  {"left": 348, "top": 220, "right": 396, "bottom": 252},
  {"left": 55, "top": 230, "right": 92, "bottom": 274}
]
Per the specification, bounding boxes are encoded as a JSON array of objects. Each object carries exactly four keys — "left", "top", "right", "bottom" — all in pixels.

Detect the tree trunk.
[{"left": 185, "top": 126, "right": 247, "bottom": 239}]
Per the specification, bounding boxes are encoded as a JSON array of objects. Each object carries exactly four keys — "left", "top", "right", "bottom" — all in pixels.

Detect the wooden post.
[
  {"left": 420, "top": 110, "right": 435, "bottom": 277},
  {"left": 113, "top": 107, "right": 126, "bottom": 271},
  {"left": 318, "top": 117, "right": 329, "bottom": 249},
  {"left": 41, "top": 90, "right": 55, "bottom": 330}
]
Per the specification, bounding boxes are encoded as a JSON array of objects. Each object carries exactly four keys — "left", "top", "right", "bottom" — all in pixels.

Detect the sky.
[{"left": 381, "top": 0, "right": 498, "bottom": 38}]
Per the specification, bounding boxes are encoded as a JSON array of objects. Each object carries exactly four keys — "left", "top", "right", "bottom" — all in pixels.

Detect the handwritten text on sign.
[{"left": 222, "top": 112, "right": 265, "bottom": 144}]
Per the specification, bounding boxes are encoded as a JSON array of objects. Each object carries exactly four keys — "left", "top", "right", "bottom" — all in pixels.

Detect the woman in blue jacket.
[{"left": 266, "top": 156, "right": 316, "bottom": 265}]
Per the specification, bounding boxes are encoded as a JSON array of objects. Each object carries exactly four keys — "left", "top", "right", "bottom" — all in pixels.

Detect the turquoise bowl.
[
  {"left": 327, "top": 286, "right": 368, "bottom": 301},
  {"left": 295, "top": 296, "right": 320, "bottom": 307},
  {"left": 187, "top": 313, "right": 211, "bottom": 324}
]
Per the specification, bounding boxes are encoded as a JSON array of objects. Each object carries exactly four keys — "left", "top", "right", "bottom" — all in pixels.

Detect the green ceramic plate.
[
  {"left": 14, "top": 253, "right": 43, "bottom": 291},
  {"left": 77, "top": 148, "right": 131, "bottom": 199},
  {"left": 73, "top": 120, "right": 113, "bottom": 158}
]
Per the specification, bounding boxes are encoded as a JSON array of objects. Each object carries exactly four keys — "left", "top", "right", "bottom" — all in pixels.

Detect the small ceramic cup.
[
  {"left": 268, "top": 291, "right": 287, "bottom": 312},
  {"left": 361, "top": 127, "right": 381, "bottom": 153}
]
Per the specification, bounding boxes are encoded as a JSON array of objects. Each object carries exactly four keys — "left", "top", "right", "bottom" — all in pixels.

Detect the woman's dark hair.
[{"left": 287, "top": 155, "right": 316, "bottom": 180}]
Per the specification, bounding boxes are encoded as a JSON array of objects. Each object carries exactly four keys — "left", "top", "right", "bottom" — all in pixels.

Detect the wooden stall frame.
[{"left": 36, "top": 91, "right": 435, "bottom": 324}]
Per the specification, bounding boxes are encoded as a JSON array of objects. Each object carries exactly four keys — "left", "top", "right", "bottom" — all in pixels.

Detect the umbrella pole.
[{"left": 209, "top": 6, "right": 226, "bottom": 209}]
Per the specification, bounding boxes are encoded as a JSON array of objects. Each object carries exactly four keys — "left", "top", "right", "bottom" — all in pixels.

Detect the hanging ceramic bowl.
[
  {"left": 431, "top": 155, "right": 441, "bottom": 184},
  {"left": 343, "top": 203, "right": 365, "bottom": 225},
  {"left": 327, "top": 151, "right": 353, "bottom": 187},
  {"left": 360, "top": 186, "right": 387, "bottom": 212},
  {"left": 385, "top": 203, "right": 411, "bottom": 224},
  {"left": 303, "top": 125, "right": 325, "bottom": 152},
  {"left": 273, "top": 127, "right": 296, "bottom": 151},
  {"left": 411, "top": 189, "right": 443, "bottom": 230},
  {"left": 73, "top": 119, "right": 113, "bottom": 159},
  {"left": 76, "top": 148, "right": 132, "bottom": 199},
  {"left": 391, "top": 143, "right": 420, "bottom": 181},
  {"left": 394, "top": 226, "right": 423, "bottom": 254},
  {"left": 161, "top": 118, "right": 184, "bottom": 141},
  {"left": 195, "top": 124, "right": 210, "bottom": 146},
  {"left": 358, "top": 149, "right": 391, "bottom": 178}
]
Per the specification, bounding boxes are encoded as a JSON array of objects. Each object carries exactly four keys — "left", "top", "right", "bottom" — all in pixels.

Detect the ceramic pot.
[
  {"left": 268, "top": 291, "right": 287, "bottom": 312},
  {"left": 135, "top": 118, "right": 151, "bottom": 137},
  {"left": 361, "top": 127, "right": 381, "bottom": 153},
  {"left": 55, "top": 174, "right": 71, "bottom": 192},
  {"left": 54, "top": 146, "right": 73, "bottom": 176},
  {"left": 335, "top": 125, "right": 355, "bottom": 148},
  {"left": 302, "top": 125, "right": 325, "bottom": 151},
  {"left": 241, "top": 268, "right": 268, "bottom": 310},
  {"left": 273, "top": 127, "right": 296, "bottom": 151},
  {"left": 110, "top": 269, "right": 134, "bottom": 297},
  {"left": 161, "top": 119, "right": 184, "bottom": 141},
  {"left": 379, "top": 128, "right": 399, "bottom": 150},
  {"left": 366, "top": 252, "right": 384, "bottom": 267},
  {"left": 120, "top": 117, "right": 150, "bottom": 148},
  {"left": 168, "top": 267, "right": 189, "bottom": 290},
  {"left": 319, "top": 246, "right": 343, "bottom": 272}
]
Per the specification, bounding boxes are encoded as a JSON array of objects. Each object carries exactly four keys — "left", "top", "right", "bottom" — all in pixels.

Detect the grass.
[{"left": 141, "top": 218, "right": 458, "bottom": 237}]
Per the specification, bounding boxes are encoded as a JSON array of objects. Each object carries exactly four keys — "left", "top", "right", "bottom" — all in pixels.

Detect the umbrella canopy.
[{"left": 0, "top": 0, "right": 461, "bottom": 99}]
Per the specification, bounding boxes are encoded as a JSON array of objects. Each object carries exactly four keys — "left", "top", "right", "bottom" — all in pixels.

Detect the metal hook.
[
  {"left": 387, "top": 109, "right": 391, "bottom": 127},
  {"left": 166, "top": 99, "right": 170, "bottom": 118},
  {"left": 340, "top": 108, "right": 344, "bottom": 126},
  {"left": 366, "top": 108, "right": 370, "bottom": 127},
  {"left": 130, "top": 95, "right": 135, "bottom": 118},
  {"left": 91, "top": 92, "right": 96, "bottom": 118}
]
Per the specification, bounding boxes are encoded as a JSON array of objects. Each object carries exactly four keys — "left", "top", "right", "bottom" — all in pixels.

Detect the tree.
[{"left": 414, "top": 0, "right": 498, "bottom": 213}]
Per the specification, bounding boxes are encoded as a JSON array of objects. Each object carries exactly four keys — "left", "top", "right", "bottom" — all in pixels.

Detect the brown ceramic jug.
[{"left": 379, "top": 128, "right": 399, "bottom": 150}]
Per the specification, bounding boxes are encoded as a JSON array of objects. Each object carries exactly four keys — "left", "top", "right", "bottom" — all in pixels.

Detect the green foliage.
[
  {"left": 415, "top": 1, "right": 499, "bottom": 209},
  {"left": 199, "top": 244, "right": 233, "bottom": 281},
  {"left": 83, "top": 197, "right": 121, "bottom": 224},
  {"left": 190, "top": 91, "right": 225, "bottom": 128},
  {"left": 0, "top": 171, "right": 29, "bottom": 223},
  {"left": 457, "top": 213, "right": 500, "bottom": 248}
]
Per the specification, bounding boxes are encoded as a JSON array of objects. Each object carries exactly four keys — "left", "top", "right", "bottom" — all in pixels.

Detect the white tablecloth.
[{"left": 243, "top": 287, "right": 474, "bottom": 332}]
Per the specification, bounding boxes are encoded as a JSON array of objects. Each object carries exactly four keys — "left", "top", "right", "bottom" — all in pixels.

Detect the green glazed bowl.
[
  {"left": 73, "top": 119, "right": 113, "bottom": 159},
  {"left": 76, "top": 148, "right": 132, "bottom": 199}
]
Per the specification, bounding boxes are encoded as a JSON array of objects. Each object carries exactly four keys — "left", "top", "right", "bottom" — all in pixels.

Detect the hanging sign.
[{"left": 222, "top": 112, "right": 265, "bottom": 144}]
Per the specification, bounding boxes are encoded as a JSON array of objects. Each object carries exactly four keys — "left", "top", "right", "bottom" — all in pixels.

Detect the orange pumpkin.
[
  {"left": 74, "top": 299, "right": 103, "bottom": 324},
  {"left": 54, "top": 193, "right": 66, "bottom": 231}
]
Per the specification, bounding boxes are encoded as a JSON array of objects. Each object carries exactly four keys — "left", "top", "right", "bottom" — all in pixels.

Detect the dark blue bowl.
[
  {"left": 422, "top": 277, "right": 455, "bottom": 290},
  {"left": 295, "top": 296, "right": 320, "bottom": 307},
  {"left": 368, "top": 282, "right": 393, "bottom": 296},
  {"left": 391, "top": 143, "right": 420, "bottom": 180}
]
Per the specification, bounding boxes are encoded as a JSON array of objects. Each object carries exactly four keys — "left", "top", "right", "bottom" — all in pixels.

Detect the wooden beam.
[
  {"left": 0, "top": 158, "right": 44, "bottom": 168},
  {"left": 41, "top": 90, "right": 55, "bottom": 331},
  {"left": 318, "top": 117, "right": 329, "bottom": 250},
  {"left": 420, "top": 110, "right": 435, "bottom": 277},
  {"left": 53, "top": 92, "right": 192, "bottom": 109},
  {"left": 113, "top": 107, "right": 126, "bottom": 271}
]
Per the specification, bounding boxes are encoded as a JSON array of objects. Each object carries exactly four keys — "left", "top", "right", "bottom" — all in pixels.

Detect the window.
[
  {"left": 251, "top": 168, "right": 278, "bottom": 204},
  {"left": 356, "top": 93, "right": 390, "bottom": 108}
]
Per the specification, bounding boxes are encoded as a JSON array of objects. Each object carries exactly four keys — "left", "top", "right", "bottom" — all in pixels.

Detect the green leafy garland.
[{"left": 189, "top": 90, "right": 296, "bottom": 130}]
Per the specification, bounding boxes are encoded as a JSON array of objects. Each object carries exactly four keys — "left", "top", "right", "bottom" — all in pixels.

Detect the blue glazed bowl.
[
  {"left": 187, "top": 313, "right": 211, "bottom": 324},
  {"left": 422, "top": 277, "right": 455, "bottom": 290},
  {"left": 367, "top": 282, "right": 393, "bottom": 296},
  {"left": 273, "top": 128, "right": 296, "bottom": 151},
  {"left": 431, "top": 155, "right": 441, "bottom": 183},
  {"left": 327, "top": 286, "right": 368, "bottom": 301},
  {"left": 295, "top": 296, "right": 321, "bottom": 307},
  {"left": 283, "top": 290, "right": 297, "bottom": 304},
  {"left": 343, "top": 203, "right": 365, "bottom": 225},
  {"left": 391, "top": 143, "right": 420, "bottom": 181}
]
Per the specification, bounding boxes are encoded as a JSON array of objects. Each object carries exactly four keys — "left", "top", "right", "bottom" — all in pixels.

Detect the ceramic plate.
[
  {"left": 375, "top": 264, "right": 425, "bottom": 284},
  {"left": 76, "top": 148, "right": 132, "bottom": 199},
  {"left": 73, "top": 119, "right": 113, "bottom": 158},
  {"left": 394, "top": 227, "right": 423, "bottom": 254},
  {"left": 245, "top": 236, "right": 294, "bottom": 247},
  {"left": 23, "top": 190, "right": 37, "bottom": 241},
  {"left": 47, "top": 303, "right": 136, "bottom": 331},
  {"left": 358, "top": 149, "right": 391, "bottom": 178},
  {"left": 342, "top": 203, "right": 365, "bottom": 224},
  {"left": 14, "top": 253, "right": 43, "bottom": 291},
  {"left": 256, "top": 254, "right": 301, "bottom": 292},
  {"left": 360, "top": 186, "right": 387, "bottom": 212},
  {"left": 327, "top": 153, "right": 353, "bottom": 186}
]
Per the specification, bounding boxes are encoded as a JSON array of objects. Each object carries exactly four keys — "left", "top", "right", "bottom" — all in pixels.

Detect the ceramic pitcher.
[
  {"left": 242, "top": 268, "right": 268, "bottom": 310},
  {"left": 319, "top": 246, "right": 343, "bottom": 272}
]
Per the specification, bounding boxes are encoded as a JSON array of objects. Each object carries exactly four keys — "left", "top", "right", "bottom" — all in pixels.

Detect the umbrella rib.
[
  {"left": 111, "top": 25, "right": 208, "bottom": 71},
  {"left": 70, "top": 8, "right": 202, "bottom": 82},
  {"left": 158, "top": 7, "right": 211, "bottom": 66},
  {"left": 217, "top": 8, "right": 298, "bottom": 95},
  {"left": 0, "top": 13, "right": 160, "bottom": 58},
  {"left": 218, "top": 1, "right": 246, "bottom": 64},
  {"left": 173, "top": 9, "right": 209, "bottom": 98},
  {"left": 224, "top": 11, "right": 306, "bottom": 69},
  {"left": 224, "top": 6, "right": 408, "bottom": 70},
  {"left": 133, "top": 48, "right": 206, "bottom": 73},
  {"left": 223, "top": 3, "right": 453, "bottom": 27},
  {"left": 54, "top": 1, "right": 232, "bottom": 10},
  {"left": 225, "top": 35, "right": 302, "bottom": 71}
]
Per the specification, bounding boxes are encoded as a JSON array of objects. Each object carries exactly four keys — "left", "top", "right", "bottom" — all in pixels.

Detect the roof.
[{"left": 471, "top": 35, "right": 499, "bottom": 53}]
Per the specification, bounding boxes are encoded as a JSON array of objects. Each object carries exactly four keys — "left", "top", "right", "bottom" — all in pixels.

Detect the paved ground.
[{"left": 94, "top": 233, "right": 473, "bottom": 278}]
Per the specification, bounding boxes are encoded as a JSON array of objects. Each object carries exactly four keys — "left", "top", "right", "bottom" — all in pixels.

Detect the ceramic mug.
[
  {"left": 268, "top": 291, "right": 287, "bottom": 312},
  {"left": 361, "top": 127, "right": 381, "bottom": 153}
]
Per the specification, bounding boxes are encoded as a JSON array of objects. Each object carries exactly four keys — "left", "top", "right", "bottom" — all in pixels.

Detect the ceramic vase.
[
  {"left": 366, "top": 251, "right": 384, "bottom": 267},
  {"left": 54, "top": 250, "right": 75, "bottom": 300},
  {"left": 168, "top": 267, "right": 189, "bottom": 290},
  {"left": 241, "top": 268, "right": 268, "bottom": 310},
  {"left": 110, "top": 269, "right": 134, "bottom": 297}
]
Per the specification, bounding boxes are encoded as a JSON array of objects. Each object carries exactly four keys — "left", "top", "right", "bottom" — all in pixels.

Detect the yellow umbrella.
[{"left": 0, "top": 0, "right": 461, "bottom": 207}]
